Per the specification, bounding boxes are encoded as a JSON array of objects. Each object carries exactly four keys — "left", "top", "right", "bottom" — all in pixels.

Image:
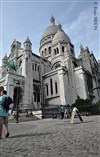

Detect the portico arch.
[{"left": 13, "top": 86, "right": 23, "bottom": 109}]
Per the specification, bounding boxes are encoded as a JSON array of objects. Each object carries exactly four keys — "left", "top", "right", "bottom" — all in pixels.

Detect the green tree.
[{"left": 72, "top": 95, "right": 91, "bottom": 107}]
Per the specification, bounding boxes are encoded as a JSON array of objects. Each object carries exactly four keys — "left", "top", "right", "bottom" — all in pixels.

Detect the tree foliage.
[
  {"left": 72, "top": 95, "right": 91, "bottom": 107},
  {"left": 72, "top": 96, "right": 100, "bottom": 115}
]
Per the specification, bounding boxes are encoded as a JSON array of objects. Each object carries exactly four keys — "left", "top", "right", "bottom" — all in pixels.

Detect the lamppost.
[{"left": 16, "top": 80, "right": 20, "bottom": 123}]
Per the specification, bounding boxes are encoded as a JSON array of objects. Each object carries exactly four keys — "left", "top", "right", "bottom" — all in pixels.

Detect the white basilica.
[{"left": 0, "top": 16, "right": 100, "bottom": 110}]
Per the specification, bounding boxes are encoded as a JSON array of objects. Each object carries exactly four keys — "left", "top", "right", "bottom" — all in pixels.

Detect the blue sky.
[{"left": 0, "top": 0, "right": 100, "bottom": 65}]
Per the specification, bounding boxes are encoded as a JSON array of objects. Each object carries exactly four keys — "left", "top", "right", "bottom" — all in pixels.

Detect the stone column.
[{"left": 58, "top": 68, "right": 66, "bottom": 105}]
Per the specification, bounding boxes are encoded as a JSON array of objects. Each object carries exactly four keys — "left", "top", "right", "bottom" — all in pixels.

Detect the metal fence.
[
  {"left": 42, "top": 105, "right": 61, "bottom": 118},
  {"left": 42, "top": 104, "right": 100, "bottom": 118},
  {"left": 77, "top": 105, "right": 100, "bottom": 116}
]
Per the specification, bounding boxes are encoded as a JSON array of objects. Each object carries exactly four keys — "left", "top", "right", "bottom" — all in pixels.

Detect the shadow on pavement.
[
  {"left": 56, "top": 120, "right": 94, "bottom": 125},
  {"left": 9, "top": 132, "right": 52, "bottom": 139},
  {"left": 73, "top": 120, "right": 94, "bottom": 124}
]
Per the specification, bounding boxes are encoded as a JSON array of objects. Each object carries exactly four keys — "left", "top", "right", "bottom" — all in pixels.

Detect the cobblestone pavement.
[{"left": 0, "top": 115, "right": 100, "bottom": 157}]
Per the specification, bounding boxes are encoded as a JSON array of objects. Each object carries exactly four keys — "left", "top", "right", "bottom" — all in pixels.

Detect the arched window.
[
  {"left": 54, "top": 49, "right": 56, "bottom": 55},
  {"left": 50, "top": 79, "right": 53, "bottom": 94},
  {"left": 55, "top": 82, "right": 58, "bottom": 94},
  {"left": 48, "top": 47, "right": 51, "bottom": 54},
  {"left": 32, "top": 64, "right": 34, "bottom": 70},
  {"left": 35, "top": 64, "right": 37, "bottom": 71},
  {"left": 42, "top": 51, "right": 43, "bottom": 56},
  {"left": 56, "top": 47, "right": 59, "bottom": 54},
  {"left": 62, "top": 46, "right": 64, "bottom": 52}
]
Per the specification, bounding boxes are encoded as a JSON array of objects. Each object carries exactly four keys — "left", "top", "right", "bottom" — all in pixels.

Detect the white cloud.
[{"left": 63, "top": 8, "right": 99, "bottom": 60}]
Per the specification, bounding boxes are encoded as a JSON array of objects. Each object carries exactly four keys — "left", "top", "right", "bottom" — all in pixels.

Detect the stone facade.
[{"left": 0, "top": 16, "right": 100, "bottom": 110}]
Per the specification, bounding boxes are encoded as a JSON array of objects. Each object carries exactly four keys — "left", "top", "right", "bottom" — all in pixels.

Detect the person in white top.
[{"left": 70, "top": 107, "right": 83, "bottom": 123}]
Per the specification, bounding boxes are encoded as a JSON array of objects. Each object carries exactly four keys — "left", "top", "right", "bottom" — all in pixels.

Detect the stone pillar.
[{"left": 58, "top": 68, "right": 66, "bottom": 105}]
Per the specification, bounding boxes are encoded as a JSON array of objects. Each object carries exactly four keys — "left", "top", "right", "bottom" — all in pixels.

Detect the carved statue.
[
  {"left": 5, "top": 60, "right": 18, "bottom": 72},
  {"left": 86, "top": 46, "right": 89, "bottom": 52},
  {"left": 80, "top": 44, "right": 84, "bottom": 52}
]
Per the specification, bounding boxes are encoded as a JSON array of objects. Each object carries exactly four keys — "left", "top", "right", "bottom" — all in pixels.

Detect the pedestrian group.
[{"left": 59, "top": 104, "right": 83, "bottom": 123}]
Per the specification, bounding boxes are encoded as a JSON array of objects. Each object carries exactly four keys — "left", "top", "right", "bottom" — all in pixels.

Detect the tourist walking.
[
  {"left": 0, "top": 89, "right": 13, "bottom": 138},
  {"left": 0, "top": 87, "right": 4, "bottom": 139},
  {"left": 65, "top": 105, "right": 72, "bottom": 119},
  {"left": 70, "top": 107, "right": 83, "bottom": 123},
  {"left": 0, "top": 89, "right": 9, "bottom": 138},
  {"left": 60, "top": 105, "right": 65, "bottom": 119}
]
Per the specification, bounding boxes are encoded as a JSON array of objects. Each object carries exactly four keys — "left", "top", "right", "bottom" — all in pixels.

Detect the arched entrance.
[{"left": 13, "top": 86, "right": 23, "bottom": 109}]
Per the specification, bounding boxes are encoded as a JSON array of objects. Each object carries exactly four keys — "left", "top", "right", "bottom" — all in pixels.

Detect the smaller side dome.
[{"left": 52, "top": 23, "right": 71, "bottom": 45}]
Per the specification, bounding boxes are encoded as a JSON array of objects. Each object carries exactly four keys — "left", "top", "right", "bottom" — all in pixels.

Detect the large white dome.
[
  {"left": 42, "top": 25, "right": 58, "bottom": 39},
  {"left": 42, "top": 16, "right": 58, "bottom": 39}
]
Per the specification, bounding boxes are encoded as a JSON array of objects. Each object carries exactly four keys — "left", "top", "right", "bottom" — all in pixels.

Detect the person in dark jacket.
[{"left": 60, "top": 105, "right": 65, "bottom": 119}]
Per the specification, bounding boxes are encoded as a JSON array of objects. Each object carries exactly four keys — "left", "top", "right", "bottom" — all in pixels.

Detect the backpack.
[{"left": 3, "top": 96, "right": 13, "bottom": 112}]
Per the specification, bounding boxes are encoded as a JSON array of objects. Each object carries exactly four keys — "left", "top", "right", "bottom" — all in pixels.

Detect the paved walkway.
[{"left": 0, "top": 115, "right": 100, "bottom": 157}]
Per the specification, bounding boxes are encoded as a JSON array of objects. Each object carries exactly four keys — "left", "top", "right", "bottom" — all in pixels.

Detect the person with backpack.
[
  {"left": 0, "top": 90, "right": 13, "bottom": 138},
  {"left": 0, "top": 87, "right": 4, "bottom": 139},
  {"left": 0, "top": 89, "right": 8, "bottom": 138},
  {"left": 3, "top": 90, "right": 13, "bottom": 112}
]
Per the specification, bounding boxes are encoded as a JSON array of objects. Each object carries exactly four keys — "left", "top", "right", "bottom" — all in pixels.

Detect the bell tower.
[{"left": 23, "top": 36, "right": 32, "bottom": 51}]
